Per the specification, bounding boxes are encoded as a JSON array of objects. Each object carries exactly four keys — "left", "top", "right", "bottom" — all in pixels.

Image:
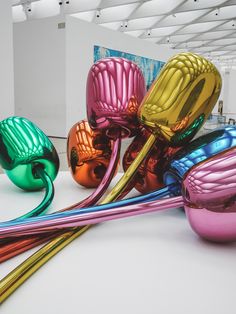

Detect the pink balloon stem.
[
  {"left": 0, "top": 196, "right": 184, "bottom": 238},
  {"left": 0, "top": 137, "right": 121, "bottom": 260}
]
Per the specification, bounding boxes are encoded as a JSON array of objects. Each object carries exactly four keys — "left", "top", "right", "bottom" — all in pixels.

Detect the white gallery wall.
[
  {"left": 14, "top": 16, "right": 66, "bottom": 136},
  {"left": 0, "top": 0, "right": 14, "bottom": 119},
  {"left": 223, "top": 69, "right": 236, "bottom": 119}
]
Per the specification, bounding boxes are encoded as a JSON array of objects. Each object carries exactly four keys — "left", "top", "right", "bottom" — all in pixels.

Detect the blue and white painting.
[{"left": 94, "top": 45, "right": 165, "bottom": 90}]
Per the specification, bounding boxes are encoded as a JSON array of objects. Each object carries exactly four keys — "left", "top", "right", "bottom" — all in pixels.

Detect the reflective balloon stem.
[
  {"left": 0, "top": 167, "right": 54, "bottom": 227},
  {"left": 0, "top": 226, "right": 90, "bottom": 304},
  {"left": 0, "top": 137, "right": 121, "bottom": 260},
  {"left": 101, "top": 133, "right": 157, "bottom": 204}
]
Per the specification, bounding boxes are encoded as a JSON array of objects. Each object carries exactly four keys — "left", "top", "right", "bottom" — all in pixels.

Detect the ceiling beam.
[
  {"left": 138, "top": 0, "right": 188, "bottom": 38},
  {"left": 139, "top": 0, "right": 235, "bottom": 42},
  {"left": 173, "top": 20, "right": 233, "bottom": 49},
  {"left": 12, "top": 0, "right": 40, "bottom": 7}
]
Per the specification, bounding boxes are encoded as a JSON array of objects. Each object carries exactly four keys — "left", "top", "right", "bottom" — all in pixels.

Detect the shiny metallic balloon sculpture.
[
  {"left": 1, "top": 147, "right": 236, "bottom": 242},
  {"left": 2, "top": 126, "right": 236, "bottom": 237},
  {"left": 183, "top": 147, "right": 236, "bottom": 242},
  {"left": 1, "top": 126, "right": 235, "bottom": 263},
  {"left": 0, "top": 58, "right": 146, "bottom": 263},
  {"left": 2, "top": 146, "right": 236, "bottom": 303},
  {"left": 87, "top": 57, "right": 146, "bottom": 139},
  {"left": 139, "top": 53, "right": 222, "bottom": 146},
  {"left": 0, "top": 53, "right": 223, "bottom": 303},
  {"left": 0, "top": 116, "right": 59, "bottom": 222},
  {"left": 67, "top": 120, "right": 114, "bottom": 188},
  {"left": 0, "top": 116, "right": 59, "bottom": 263},
  {"left": 0, "top": 119, "right": 115, "bottom": 262},
  {"left": 102, "top": 52, "right": 222, "bottom": 202},
  {"left": 41, "top": 146, "right": 236, "bottom": 243},
  {"left": 123, "top": 128, "right": 181, "bottom": 193},
  {"left": 85, "top": 57, "right": 146, "bottom": 193},
  {"left": 6, "top": 53, "right": 214, "bottom": 237},
  {"left": 164, "top": 126, "right": 236, "bottom": 193}
]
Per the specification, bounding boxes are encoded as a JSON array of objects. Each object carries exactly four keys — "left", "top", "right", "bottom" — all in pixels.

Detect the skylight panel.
[
  {"left": 177, "top": 41, "right": 210, "bottom": 48},
  {"left": 71, "top": 11, "right": 95, "bottom": 22},
  {"left": 12, "top": 0, "right": 21, "bottom": 5},
  {"left": 123, "top": 30, "right": 144, "bottom": 37},
  {"left": 12, "top": 5, "right": 26, "bottom": 23},
  {"left": 176, "top": 0, "right": 229, "bottom": 12},
  {"left": 210, "top": 50, "right": 230, "bottom": 55},
  {"left": 92, "top": 3, "right": 139, "bottom": 24},
  {"left": 214, "top": 20, "right": 236, "bottom": 31},
  {"left": 99, "top": 22, "right": 121, "bottom": 30},
  {"left": 131, "top": 0, "right": 185, "bottom": 19},
  {"left": 194, "top": 46, "right": 220, "bottom": 52},
  {"left": 144, "top": 37, "right": 160, "bottom": 43},
  {"left": 158, "top": 9, "right": 210, "bottom": 27},
  {"left": 66, "top": 0, "right": 101, "bottom": 12},
  {"left": 146, "top": 25, "right": 182, "bottom": 37},
  {"left": 212, "top": 38, "right": 236, "bottom": 46},
  {"left": 178, "top": 21, "right": 225, "bottom": 34},
  {"left": 221, "top": 44, "right": 236, "bottom": 50},
  {"left": 100, "top": 0, "right": 139, "bottom": 9},
  {"left": 31, "top": 0, "right": 59, "bottom": 18},
  {"left": 194, "top": 30, "right": 236, "bottom": 41},
  {"left": 199, "top": 5, "right": 236, "bottom": 22},
  {"left": 163, "top": 34, "right": 196, "bottom": 43},
  {"left": 125, "top": 16, "right": 163, "bottom": 31}
]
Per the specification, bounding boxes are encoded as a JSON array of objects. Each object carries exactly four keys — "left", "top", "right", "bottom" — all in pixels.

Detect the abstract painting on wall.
[{"left": 94, "top": 45, "right": 165, "bottom": 90}]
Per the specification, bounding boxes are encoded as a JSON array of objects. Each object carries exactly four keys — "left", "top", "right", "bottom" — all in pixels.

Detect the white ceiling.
[{"left": 12, "top": 0, "right": 236, "bottom": 68}]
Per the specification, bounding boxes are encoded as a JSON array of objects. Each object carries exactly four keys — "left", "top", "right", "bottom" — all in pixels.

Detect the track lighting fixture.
[
  {"left": 215, "top": 8, "right": 220, "bottom": 16},
  {"left": 58, "top": 0, "right": 70, "bottom": 5},
  {"left": 120, "top": 21, "right": 128, "bottom": 29},
  {"left": 22, "top": 2, "right": 32, "bottom": 13},
  {"left": 96, "top": 9, "right": 101, "bottom": 18},
  {"left": 27, "top": 4, "right": 31, "bottom": 12}
]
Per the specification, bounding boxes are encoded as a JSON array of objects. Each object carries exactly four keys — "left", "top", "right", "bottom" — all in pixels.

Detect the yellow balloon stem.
[
  {"left": 0, "top": 133, "right": 157, "bottom": 304},
  {"left": 0, "top": 226, "right": 89, "bottom": 304},
  {"left": 101, "top": 133, "right": 157, "bottom": 203}
]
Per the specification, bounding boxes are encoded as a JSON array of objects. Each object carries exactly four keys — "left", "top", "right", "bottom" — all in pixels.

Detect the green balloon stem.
[{"left": 8, "top": 166, "right": 54, "bottom": 222}]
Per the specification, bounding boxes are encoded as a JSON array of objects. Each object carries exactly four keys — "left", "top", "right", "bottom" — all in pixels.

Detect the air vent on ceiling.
[{"left": 58, "top": 22, "right": 66, "bottom": 29}]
